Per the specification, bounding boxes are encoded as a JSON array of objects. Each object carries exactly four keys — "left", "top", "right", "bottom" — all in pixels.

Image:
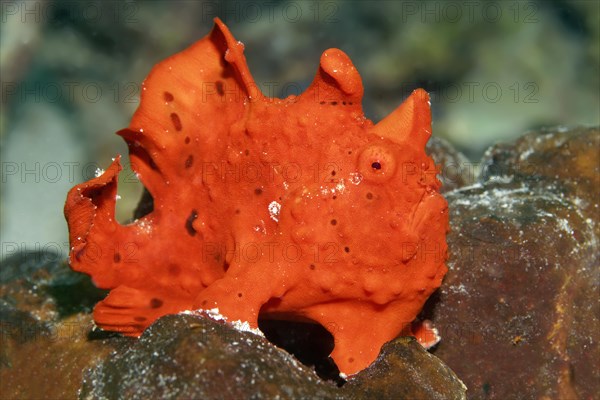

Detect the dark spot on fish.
[
  {"left": 235, "top": 209, "right": 240, "bottom": 214},
  {"left": 371, "top": 161, "right": 382, "bottom": 170},
  {"left": 342, "top": 101, "right": 346, "bottom": 105},
  {"left": 332, "top": 195, "right": 337, "bottom": 200},
  {"left": 113, "top": 252, "right": 121, "bottom": 263},
  {"left": 185, "top": 155, "right": 194, "bottom": 169},
  {"left": 330, "top": 219, "right": 337, "bottom": 226},
  {"left": 348, "top": 150, "right": 352, "bottom": 155},
  {"left": 185, "top": 136, "right": 190, "bottom": 144},
  {"left": 202, "top": 300, "right": 208, "bottom": 306},
  {"left": 148, "top": 156, "right": 159, "bottom": 171},
  {"left": 186, "top": 209, "right": 198, "bottom": 236},
  {"left": 216, "top": 80, "right": 225, "bottom": 96},
  {"left": 331, "top": 170, "right": 336, "bottom": 176},
  {"left": 366, "top": 192, "right": 373, "bottom": 200},
  {"left": 330, "top": 101, "right": 338, "bottom": 105},
  {"left": 134, "top": 316, "right": 147, "bottom": 322},
  {"left": 150, "top": 298, "right": 163, "bottom": 308},
  {"left": 320, "top": 101, "right": 326, "bottom": 105},
  {"left": 168, "top": 264, "right": 180, "bottom": 276},
  {"left": 348, "top": 357, "right": 354, "bottom": 363},
  {"left": 344, "top": 246, "right": 350, "bottom": 253},
  {"left": 254, "top": 188, "right": 263, "bottom": 195},
  {"left": 237, "top": 293, "right": 243, "bottom": 298},
  {"left": 170, "top": 113, "right": 182, "bottom": 131},
  {"left": 309, "top": 264, "right": 316, "bottom": 270},
  {"left": 244, "top": 149, "right": 250, "bottom": 156},
  {"left": 75, "top": 248, "right": 85, "bottom": 262},
  {"left": 348, "top": 102, "right": 353, "bottom": 105},
  {"left": 163, "top": 91, "right": 174, "bottom": 102}
]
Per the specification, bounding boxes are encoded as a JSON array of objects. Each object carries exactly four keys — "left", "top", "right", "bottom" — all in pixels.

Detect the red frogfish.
[{"left": 64, "top": 17, "right": 449, "bottom": 376}]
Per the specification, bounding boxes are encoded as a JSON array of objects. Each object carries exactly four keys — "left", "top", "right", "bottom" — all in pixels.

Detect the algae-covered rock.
[
  {"left": 0, "top": 252, "right": 123, "bottom": 400},
  {"left": 81, "top": 313, "right": 467, "bottom": 400},
  {"left": 425, "top": 126, "right": 599, "bottom": 399},
  {"left": 80, "top": 314, "right": 340, "bottom": 400},
  {"left": 345, "top": 336, "right": 466, "bottom": 400},
  {"left": 426, "top": 135, "right": 475, "bottom": 193}
]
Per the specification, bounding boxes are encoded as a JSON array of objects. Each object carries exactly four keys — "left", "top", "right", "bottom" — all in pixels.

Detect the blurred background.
[{"left": 1, "top": 0, "right": 598, "bottom": 260}]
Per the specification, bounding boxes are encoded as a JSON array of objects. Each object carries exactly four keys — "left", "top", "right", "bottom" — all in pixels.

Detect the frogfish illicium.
[{"left": 64, "top": 18, "right": 449, "bottom": 376}]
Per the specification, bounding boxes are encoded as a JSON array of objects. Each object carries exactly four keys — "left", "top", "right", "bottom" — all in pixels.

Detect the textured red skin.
[{"left": 64, "top": 18, "right": 449, "bottom": 376}]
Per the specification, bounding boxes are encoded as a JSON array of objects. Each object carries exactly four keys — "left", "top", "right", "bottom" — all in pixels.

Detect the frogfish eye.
[{"left": 357, "top": 144, "right": 397, "bottom": 182}]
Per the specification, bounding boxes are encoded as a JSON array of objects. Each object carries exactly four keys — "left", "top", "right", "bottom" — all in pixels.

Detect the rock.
[
  {"left": 81, "top": 313, "right": 467, "bottom": 400},
  {"left": 480, "top": 126, "right": 599, "bottom": 220},
  {"left": 426, "top": 136, "right": 475, "bottom": 193},
  {"left": 423, "top": 126, "right": 599, "bottom": 399},
  {"left": 80, "top": 314, "right": 340, "bottom": 400},
  {"left": 345, "top": 337, "right": 466, "bottom": 400},
  {"left": 0, "top": 250, "right": 107, "bottom": 318},
  {"left": 0, "top": 252, "right": 123, "bottom": 400}
]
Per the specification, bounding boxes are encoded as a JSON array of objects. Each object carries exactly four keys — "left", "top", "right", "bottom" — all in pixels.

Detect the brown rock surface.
[
  {"left": 81, "top": 314, "right": 467, "bottom": 399},
  {"left": 0, "top": 252, "right": 124, "bottom": 400},
  {"left": 424, "top": 126, "right": 599, "bottom": 399},
  {"left": 345, "top": 336, "right": 466, "bottom": 400},
  {"left": 426, "top": 136, "right": 475, "bottom": 193},
  {"left": 79, "top": 314, "right": 340, "bottom": 399}
]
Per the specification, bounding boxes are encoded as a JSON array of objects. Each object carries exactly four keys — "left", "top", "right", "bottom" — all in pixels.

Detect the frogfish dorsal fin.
[
  {"left": 302, "top": 48, "right": 363, "bottom": 105},
  {"left": 117, "top": 17, "right": 259, "bottom": 200},
  {"left": 212, "top": 17, "right": 261, "bottom": 99},
  {"left": 370, "top": 88, "right": 431, "bottom": 148}
]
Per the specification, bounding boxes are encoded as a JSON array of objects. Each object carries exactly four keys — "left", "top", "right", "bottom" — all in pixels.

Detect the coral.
[{"left": 64, "top": 18, "right": 448, "bottom": 375}]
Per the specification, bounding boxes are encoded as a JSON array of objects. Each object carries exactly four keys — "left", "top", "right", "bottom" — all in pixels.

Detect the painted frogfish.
[{"left": 65, "top": 18, "right": 449, "bottom": 376}]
